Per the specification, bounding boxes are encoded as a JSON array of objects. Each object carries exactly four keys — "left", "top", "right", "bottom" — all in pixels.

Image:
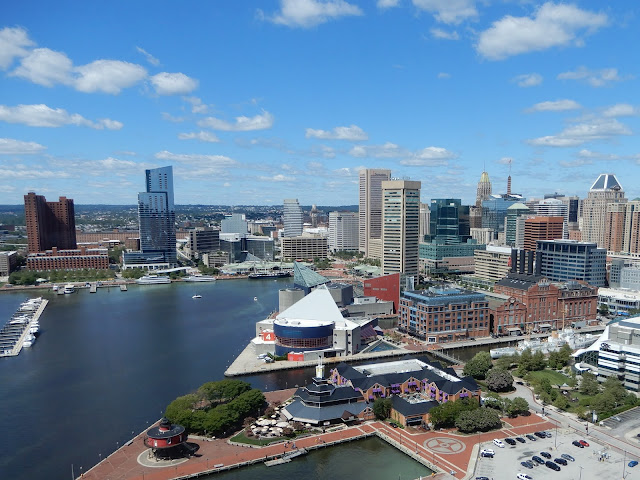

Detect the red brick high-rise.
[
  {"left": 523, "top": 216, "right": 564, "bottom": 252},
  {"left": 24, "top": 192, "right": 77, "bottom": 253}
]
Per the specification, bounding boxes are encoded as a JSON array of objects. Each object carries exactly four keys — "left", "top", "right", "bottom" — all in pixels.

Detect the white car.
[
  {"left": 480, "top": 448, "right": 495, "bottom": 456},
  {"left": 517, "top": 474, "right": 533, "bottom": 480},
  {"left": 493, "top": 439, "right": 505, "bottom": 448}
]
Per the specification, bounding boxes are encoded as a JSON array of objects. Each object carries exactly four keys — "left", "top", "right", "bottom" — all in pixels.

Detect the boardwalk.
[{"left": 79, "top": 393, "right": 555, "bottom": 480}]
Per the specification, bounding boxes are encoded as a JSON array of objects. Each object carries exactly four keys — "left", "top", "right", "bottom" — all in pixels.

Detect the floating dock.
[
  {"left": 90, "top": 284, "right": 97, "bottom": 293},
  {"left": 0, "top": 298, "right": 48, "bottom": 358}
]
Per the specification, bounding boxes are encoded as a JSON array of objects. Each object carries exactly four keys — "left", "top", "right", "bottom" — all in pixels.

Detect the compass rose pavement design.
[{"left": 425, "top": 437, "right": 466, "bottom": 454}]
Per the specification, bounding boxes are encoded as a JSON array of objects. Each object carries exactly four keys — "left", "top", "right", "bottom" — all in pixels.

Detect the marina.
[{"left": 0, "top": 297, "right": 48, "bottom": 357}]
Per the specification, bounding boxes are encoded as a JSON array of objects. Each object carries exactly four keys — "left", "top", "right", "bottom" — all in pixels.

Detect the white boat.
[
  {"left": 52, "top": 285, "right": 59, "bottom": 292},
  {"left": 490, "top": 329, "right": 598, "bottom": 359},
  {"left": 63, "top": 284, "right": 75, "bottom": 294},
  {"left": 136, "top": 275, "right": 171, "bottom": 285},
  {"left": 192, "top": 294, "right": 202, "bottom": 299},
  {"left": 29, "top": 323, "right": 40, "bottom": 334},
  {"left": 23, "top": 334, "right": 36, "bottom": 347},
  {"left": 184, "top": 275, "right": 216, "bottom": 282},
  {"left": 254, "top": 297, "right": 258, "bottom": 301}
]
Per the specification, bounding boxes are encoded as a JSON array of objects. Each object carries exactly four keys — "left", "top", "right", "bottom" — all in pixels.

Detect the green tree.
[
  {"left": 494, "top": 355, "right": 516, "bottom": 371},
  {"left": 508, "top": 397, "right": 529, "bottom": 416},
  {"left": 486, "top": 368, "right": 514, "bottom": 392},
  {"left": 601, "top": 376, "right": 627, "bottom": 404},
  {"left": 553, "top": 394, "right": 570, "bottom": 410},
  {"left": 165, "top": 393, "right": 199, "bottom": 429},
  {"left": 429, "top": 398, "right": 479, "bottom": 428},
  {"left": 598, "top": 303, "right": 610, "bottom": 316},
  {"left": 580, "top": 372, "right": 600, "bottom": 396},
  {"left": 372, "top": 398, "right": 393, "bottom": 420},
  {"left": 531, "top": 350, "right": 546, "bottom": 371},
  {"left": 591, "top": 392, "right": 616, "bottom": 415},
  {"left": 463, "top": 351, "right": 493, "bottom": 380},
  {"left": 455, "top": 408, "right": 502, "bottom": 433}
]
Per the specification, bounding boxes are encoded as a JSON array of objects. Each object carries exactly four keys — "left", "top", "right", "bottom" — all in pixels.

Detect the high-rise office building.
[
  {"left": 137, "top": 165, "right": 177, "bottom": 265},
  {"left": 535, "top": 239, "right": 606, "bottom": 287},
  {"left": 470, "top": 171, "right": 492, "bottom": 229},
  {"left": 221, "top": 213, "right": 248, "bottom": 234},
  {"left": 283, "top": 199, "right": 303, "bottom": 237},
  {"left": 524, "top": 216, "right": 564, "bottom": 252},
  {"left": 24, "top": 192, "right": 76, "bottom": 253},
  {"left": 381, "top": 180, "right": 421, "bottom": 276},
  {"left": 504, "top": 203, "right": 530, "bottom": 246},
  {"left": 419, "top": 202, "right": 430, "bottom": 239},
  {"left": 426, "top": 199, "right": 470, "bottom": 244},
  {"left": 328, "top": 211, "right": 359, "bottom": 252},
  {"left": 581, "top": 174, "right": 626, "bottom": 247},
  {"left": 359, "top": 168, "right": 391, "bottom": 258},
  {"left": 533, "top": 198, "right": 569, "bottom": 238}
]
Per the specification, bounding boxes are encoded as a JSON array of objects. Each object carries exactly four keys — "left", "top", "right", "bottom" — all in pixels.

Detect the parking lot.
[{"left": 473, "top": 427, "right": 640, "bottom": 480}]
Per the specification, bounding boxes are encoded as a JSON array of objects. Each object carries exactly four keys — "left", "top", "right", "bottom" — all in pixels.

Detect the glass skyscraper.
[{"left": 137, "top": 166, "right": 176, "bottom": 265}]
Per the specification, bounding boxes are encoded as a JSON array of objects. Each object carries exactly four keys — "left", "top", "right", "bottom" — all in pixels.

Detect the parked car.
[
  {"left": 516, "top": 437, "right": 526, "bottom": 443},
  {"left": 579, "top": 440, "right": 590, "bottom": 447},
  {"left": 555, "top": 458, "right": 568, "bottom": 466},
  {"left": 526, "top": 434, "right": 537, "bottom": 441},
  {"left": 534, "top": 431, "right": 547, "bottom": 438},
  {"left": 544, "top": 431, "right": 553, "bottom": 438},
  {"left": 480, "top": 448, "right": 495, "bottom": 456},
  {"left": 480, "top": 451, "right": 494, "bottom": 458},
  {"left": 505, "top": 438, "right": 517, "bottom": 445},
  {"left": 629, "top": 461, "right": 639, "bottom": 468},
  {"left": 493, "top": 439, "right": 505, "bottom": 448},
  {"left": 521, "top": 461, "right": 534, "bottom": 469},
  {"left": 516, "top": 381, "right": 524, "bottom": 385},
  {"left": 532, "top": 455, "right": 545, "bottom": 464},
  {"left": 476, "top": 477, "right": 490, "bottom": 480},
  {"left": 545, "top": 460, "right": 561, "bottom": 471},
  {"left": 540, "top": 451, "right": 552, "bottom": 459},
  {"left": 561, "top": 454, "right": 575, "bottom": 462},
  {"left": 572, "top": 440, "right": 584, "bottom": 448},
  {"left": 517, "top": 474, "right": 533, "bottom": 480}
]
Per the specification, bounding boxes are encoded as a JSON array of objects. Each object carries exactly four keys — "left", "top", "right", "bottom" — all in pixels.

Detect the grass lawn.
[
  {"left": 526, "top": 370, "right": 572, "bottom": 386},
  {"left": 230, "top": 431, "right": 286, "bottom": 446}
]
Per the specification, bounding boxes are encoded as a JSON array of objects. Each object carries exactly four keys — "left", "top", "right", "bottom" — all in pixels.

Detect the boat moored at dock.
[
  {"left": 63, "top": 284, "right": 75, "bottom": 294},
  {"left": 184, "top": 274, "right": 216, "bottom": 282},
  {"left": 136, "top": 275, "right": 171, "bottom": 285},
  {"left": 1, "top": 297, "right": 48, "bottom": 357}
]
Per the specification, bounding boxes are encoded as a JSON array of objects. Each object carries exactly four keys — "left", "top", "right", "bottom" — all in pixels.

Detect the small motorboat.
[
  {"left": 192, "top": 294, "right": 202, "bottom": 299},
  {"left": 254, "top": 297, "right": 258, "bottom": 301}
]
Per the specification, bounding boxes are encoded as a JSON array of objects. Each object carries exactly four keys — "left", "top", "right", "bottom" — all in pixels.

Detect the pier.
[{"left": 0, "top": 298, "right": 48, "bottom": 358}]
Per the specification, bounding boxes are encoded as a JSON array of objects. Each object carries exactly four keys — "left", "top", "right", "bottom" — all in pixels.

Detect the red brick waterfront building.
[
  {"left": 363, "top": 272, "right": 400, "bottom": 312},
  {"left": 24, "top": 192, "right": 76, "bottom": 253},
  {"left": 492, "top": 273, "right": 598, "bottom": 334},
  {"left": 26, "top": 246, "right": 109, "bottom": 271}
]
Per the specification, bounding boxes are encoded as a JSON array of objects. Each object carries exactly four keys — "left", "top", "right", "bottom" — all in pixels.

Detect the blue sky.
[{"left": 1, "top": 1, "right": 639, "bottom": 205}]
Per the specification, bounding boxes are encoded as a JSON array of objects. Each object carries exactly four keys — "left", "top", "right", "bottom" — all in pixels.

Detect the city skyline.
[{"left": 1, "top": 1, "right": 639, "bottom": 205}]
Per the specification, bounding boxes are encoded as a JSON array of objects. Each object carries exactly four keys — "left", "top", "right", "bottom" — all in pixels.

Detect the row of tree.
[
  {"left": 9, "top": 268, "right": 116, "bottom": 285},
  {"left": 462, "top": 351, "right": 514, "bottom": 392},
  {"left": 165, "top": 380, "right": 265, "bottom": 436}
]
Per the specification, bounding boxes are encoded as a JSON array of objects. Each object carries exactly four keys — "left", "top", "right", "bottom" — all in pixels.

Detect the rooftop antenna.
[{"left": 507, "top": 158, "right": 512, "bottom": 195}]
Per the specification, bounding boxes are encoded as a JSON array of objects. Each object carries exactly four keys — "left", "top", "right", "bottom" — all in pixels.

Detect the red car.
[{"left": 579, "top": 440, "right": 590, "bottom": 447}]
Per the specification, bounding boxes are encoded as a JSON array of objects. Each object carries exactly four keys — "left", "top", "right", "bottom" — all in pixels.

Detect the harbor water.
[{"left": 0, "top": 279, "right": 428, "bottom": 480}]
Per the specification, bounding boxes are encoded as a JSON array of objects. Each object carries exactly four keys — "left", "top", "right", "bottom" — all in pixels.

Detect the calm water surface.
[{"left": 0, "top": 280, "right": 428, "bottom": 480}]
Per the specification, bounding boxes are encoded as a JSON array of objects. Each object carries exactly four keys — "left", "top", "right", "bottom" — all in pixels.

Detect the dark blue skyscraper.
[{"left": 138, "top": 166, "right": 176, "bottom": 265}]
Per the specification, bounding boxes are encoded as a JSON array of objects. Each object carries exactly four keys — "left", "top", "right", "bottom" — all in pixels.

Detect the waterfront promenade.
[{"left": 78, "top": 389, "right": 555, "bottom": 480}]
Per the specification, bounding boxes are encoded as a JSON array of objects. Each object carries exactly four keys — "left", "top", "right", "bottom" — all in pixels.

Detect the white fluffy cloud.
[
  {"left": 0, "top": 138, "right": 46, "bottom": 155},
  {"left": 305, "top": 124, "right": 368, "bottom": 141},
  {"left": 75, "top": 60, "right": 147, "bottom": 94},
  {"left": 603, "top": 104, "right": 638, "bottom": 117},
  {"left": 198, "top": 111, "right": 274, "bottom": 131},
  {"left": 400, "top": 146, "right": 457, "bottom": 166},
  {"left": 513, "top": 73, "right": 543, "bottom": 87},
  {"left": 136, "top": 46, "right": 160, "bottom": 66},
  {"left": 413, "top": 0, "right": 477, "bottom": 24},
  {"left": 526, "top": 99, "right": 581, "bottom": 112},
  {"left": 178, "top": 131, "right": 220, "bottom": 143},
  {"left": 264, "top": 0, "right": 363, "bottom": 28},
  {"left": 349, "top": 142, "right": 405, "bottom": 158},
  {"left": 528, "top": 118, "right": 631, "bottom": 147},
  {"left": 0, "top": 104, "right": 123, "bottom": 130},
  {"left": 183, "top": 96, "right": 209, "bottom": 114},
  {"left": 0, "top": 27, "right": 34, "bottom": 69},
  {"left": 150, "top": 72, "right": 199, "bottom": 95},
  {"left": 258, "top": 174, "right": 295, "bottom": 182},
  {"left": 11, "top": 48, "right": 73, "bottom": 87},
  {"left": 477, "top": 2, "right": 608, "bottom": 60},
  {"left": 557, "top": 66, "right": 626, "bottom": 87},
  {"left": 430, "top": 28, "right": 460, "bottom": 40},
  {"left": 377, "top": 0, "right": 400, "bottom": 8}
]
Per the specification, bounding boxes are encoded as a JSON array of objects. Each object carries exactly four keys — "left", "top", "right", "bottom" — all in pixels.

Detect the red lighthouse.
[{"left": 144, "top": 418, "right": 187, "bottom": 458}]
